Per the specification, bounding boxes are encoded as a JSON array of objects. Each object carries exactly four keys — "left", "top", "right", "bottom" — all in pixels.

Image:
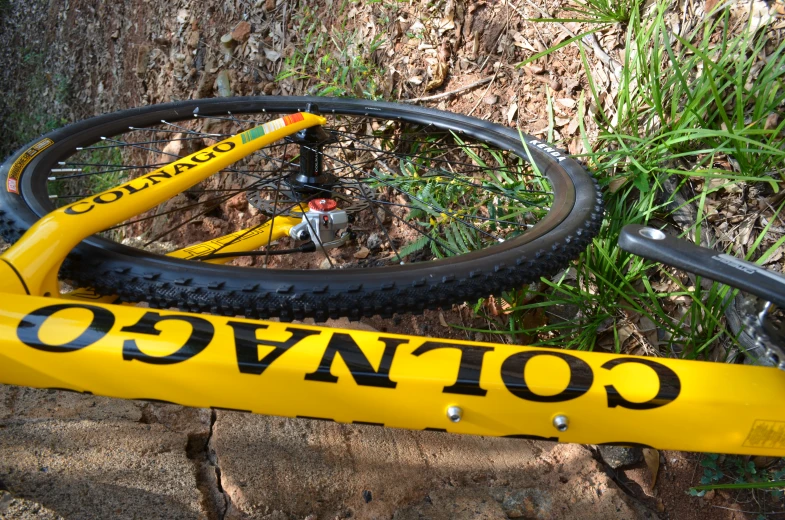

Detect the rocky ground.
[
  {"left": 0, "top": 340, "right": 738, "bottom": 520},
  {"left": 0, "top": 0, "right": 780, "bottom": 518},
  {"left": 0, "top": 383, "right": 660, "bottom": 520}
]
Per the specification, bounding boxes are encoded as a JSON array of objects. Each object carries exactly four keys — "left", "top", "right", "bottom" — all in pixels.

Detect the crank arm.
[{"left": 618, "top": 224, "right": 785, "bottom": 308}]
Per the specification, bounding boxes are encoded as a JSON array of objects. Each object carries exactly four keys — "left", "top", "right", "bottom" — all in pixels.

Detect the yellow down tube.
[{"left": 1, "top": 293, "right": 784, "bottom": 456}]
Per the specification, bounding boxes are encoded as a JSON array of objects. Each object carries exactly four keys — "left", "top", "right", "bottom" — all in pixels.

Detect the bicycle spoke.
[
  {"left": 337, "top": 185, "right": 532, "bottom": 229},
  {"left": 335, "top": 140, "right": 403, "bottom": 263},
  {"left": 104, "top": 175, "right": 282, "bottom": 232},
  {"left": 45, "top": 107, "right": 555, "bottom": 276},
  {"left": 308, "top": 143, "right": 505, "bottom": 245},
  {"left": 323, "top": 135, "right": 544, "bottom": 189}
]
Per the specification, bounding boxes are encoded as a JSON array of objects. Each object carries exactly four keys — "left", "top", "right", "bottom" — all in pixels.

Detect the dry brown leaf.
[
  {"left": 231, "top": 21, "right": 251, "bottom": 42},
  {"left": 393, "top": 20, "right": 403, "bottom": 40},
  {"left": 616, "top": 322, "right": 635, "bottom": 347},
  {"left": 705, "top": 177, "right": 730, "bottom": 192},
  {"left": 763, "top": 245, "right": 784, "bottom": 265},
  {"left": 608, "top": 176, "right": 627, "bottom": 193},
  {"left": 753, "top": 455, "right": 779, "bottom": 469},
  {"left": 507, "top": 103, "right": 518, "bottom": 123},
  {"left": 642, "top": 448, "right": 660, "bottom": 488},
  {"left": 593, "top": 64, "right": 610, "bottom": 88},
  {"left": 187, "top": 30, "right": 200, "bottom": 48},
  {"left": 765, "top": 112, "right": 779, "bottom": 130},
  {"left": 486, "top": 295, "right": 513, "bottom": 316},
  {"left": 738, "top": 217, "right": 755, "bottom": 249},
  {"left": 596, "top": 331, "right": 616, "bottom": 350},
  {"left": 436, "top": 0, "right": 455, "bottom": 36},
  {"left": 566, "top": 116, "right": 580, "bottom": 136},
  {"left": 486, "top": 295, "right": 502, "bottom": 316},
  {"left": 483, "top": 93, "right": 498, "bottom": 105},
  {"left": 438, "top": 311, "right": 449, "bottom": 328},
  {"left": 354, "top": 247, "right": 370, "bottom": 259},
  {"left": 263, "top": 48, "right": 281, "bottom": 61},
  {"left": 162, "top": 134, "right": 184, "bottom": 157},
  {"left": 705, "top": 0, "right": 720, "bottom": 14},
  {"left": 469, "top": 32, "right": 480, "bottom": 61},
  {"left": 437, "top": 12, "right": 455, "bottom": 34},
  {"left": 522, "top": 308, "right": 547, "bottom": 330},
  {"left": 512, "top": 32, "right": 538, "bottom": 52},
  {"left": 638, "top": 316, "right": 658, "bottom": 346},
  {"left": 750, "top": 0, "right": 775, "bottom": 30},
  {"left": 426, "top": 42, "right": 451, "bottom": 91},
  {"left": 551, "top": 29, "right": 571, "bottom": 47}
]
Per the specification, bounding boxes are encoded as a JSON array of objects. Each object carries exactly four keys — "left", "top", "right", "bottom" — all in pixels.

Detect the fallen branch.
[{"left": 401, "top": 76, "right": 494, "bottom": 103}]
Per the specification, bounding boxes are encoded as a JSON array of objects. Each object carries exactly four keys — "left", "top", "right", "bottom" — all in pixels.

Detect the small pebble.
[
  {"left": 215, "top": 70, "right": 232, "bottom": 97},
  {"left": 231, "top": 21, "right": 251, "bottom": 42},
  {"left": 367, "top": 233, "right": 383, "bottom": 250},
  {"left": 483, "top": 94, "right": 498, "bottom": 105},
  {"left": 187, "top": 30, "right": 200, "bottom": 48}
]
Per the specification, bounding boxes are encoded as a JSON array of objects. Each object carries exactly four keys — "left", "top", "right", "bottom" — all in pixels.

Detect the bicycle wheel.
[{"left": 0, "top": 97, "right": 602, "bottom": 320}]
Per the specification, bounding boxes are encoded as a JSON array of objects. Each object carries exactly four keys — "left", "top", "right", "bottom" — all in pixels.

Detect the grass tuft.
[
  {"left": 494, "top": 0, "right": 785, "bottom": 359},
  {"left": 276, "top": 4, "right": 387, "bottom": 98}
]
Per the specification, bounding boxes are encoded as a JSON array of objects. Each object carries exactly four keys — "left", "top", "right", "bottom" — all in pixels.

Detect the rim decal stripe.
[
  {"left": 6, "top": 138, "right": 54, "bottom": 194},
  {"left": 240, "top": 113, "right": 306, "bottom": 144}
]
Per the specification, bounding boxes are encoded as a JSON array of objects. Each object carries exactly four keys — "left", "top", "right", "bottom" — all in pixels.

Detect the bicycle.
[{"left": 0, "top": 97, "right": 782, "bottom": 456}]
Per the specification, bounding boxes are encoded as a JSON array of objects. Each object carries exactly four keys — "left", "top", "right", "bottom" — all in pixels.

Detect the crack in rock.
[
  {"left": 187, "top": 409, "right": 236, "bottom": 519},
  {"left": 585, "top": 445, "right": 638, "bottom": 497}
]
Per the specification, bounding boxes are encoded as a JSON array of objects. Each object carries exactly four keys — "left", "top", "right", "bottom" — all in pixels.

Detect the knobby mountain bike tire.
[{"left": 0, "top": 97, "right": 602, "bottom": 321}]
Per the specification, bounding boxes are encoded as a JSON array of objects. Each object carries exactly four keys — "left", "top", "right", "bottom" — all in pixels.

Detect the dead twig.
[
  {"left": 581, "top": 32, "right": 621, "bottom": 74},
  {"left": 710, "top": 505, "right": 785, "bottom": 515},
  {"left": 523, "top": 66, "right": 561, "bottom": 90},
  {"left": 401, "top": 76, "right": 494, "bottom": 103},
  {"left": 467, "top": 65, "right": 499, "bottom": 117}
]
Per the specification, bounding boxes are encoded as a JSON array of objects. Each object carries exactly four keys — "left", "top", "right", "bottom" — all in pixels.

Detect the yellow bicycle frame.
[{"left": 1, "top": 112, "right": 784, "bottom": 456}]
